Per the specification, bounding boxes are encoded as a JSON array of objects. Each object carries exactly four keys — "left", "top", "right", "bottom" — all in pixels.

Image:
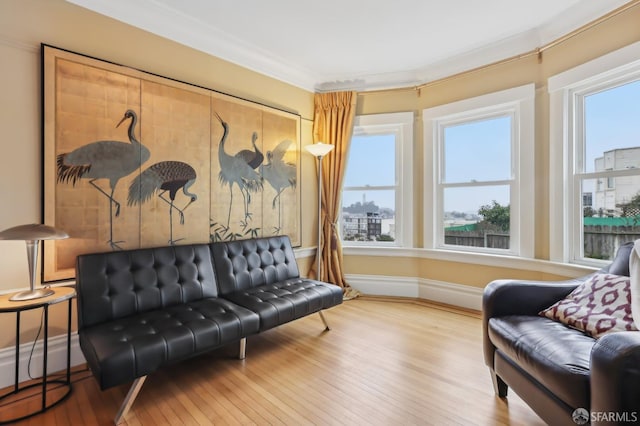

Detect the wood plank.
[{"left": 0, "top": 298, "right": 545, "bottom": 425}]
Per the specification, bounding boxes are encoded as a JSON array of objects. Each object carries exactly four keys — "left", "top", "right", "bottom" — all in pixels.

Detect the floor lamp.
[
  {"left": 305, "top": 142, "right": 334, "bottom": 281},
  {"left": 0, "top": 224, "right": 69, "bottom": 301}
]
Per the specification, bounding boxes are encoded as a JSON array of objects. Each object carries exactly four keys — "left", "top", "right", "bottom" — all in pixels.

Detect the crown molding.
[
  {"left": 65, "top": 0, "right": 319, "bottom": 90},
  {"left": 66, "top": 0, "right": 631, "bottom": 93},
  {"left": 0, "top": 34, "right": 39, "bottom": 53}
]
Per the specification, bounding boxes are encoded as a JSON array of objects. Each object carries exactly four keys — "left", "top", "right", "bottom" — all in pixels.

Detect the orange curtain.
[{"left": 311, "top": 91, "right": 359, "bottom": 298}]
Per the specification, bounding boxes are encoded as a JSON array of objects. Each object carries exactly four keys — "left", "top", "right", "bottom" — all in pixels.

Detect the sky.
[
  {"left": 342, "top": 133, "right": 395, "bottom": 209},
  {"left": 585, "top": 79, "right": 640, "bottom": 172},
  {"left": 441, "top": 115, "right": 511, "bottom": 213},
  {"left": 343, "top": 78, "right": 640, "bottom": 215}
]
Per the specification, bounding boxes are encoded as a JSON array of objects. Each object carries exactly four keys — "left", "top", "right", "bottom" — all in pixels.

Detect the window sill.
[{"left": 342, "top": 246, "right": 598, "bottom": 278}]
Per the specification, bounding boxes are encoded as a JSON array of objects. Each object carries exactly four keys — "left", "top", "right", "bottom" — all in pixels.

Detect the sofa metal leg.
[
  {"left": 318, "top": 310, "right": 331, "bottom": 331},
  {"left": 239, "top": 337, "right": 247, "bottom": 360},
  {"left": 114, "top": 376, "right": 147, "bottom": 425},
  {"left": 491, "top": 371, "right": 508, "bottom": 398}
]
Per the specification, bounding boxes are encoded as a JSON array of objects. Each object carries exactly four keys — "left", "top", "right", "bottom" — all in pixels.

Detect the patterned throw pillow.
[{"left": 539, "top": 273, "right": 638, "bottom": 339}]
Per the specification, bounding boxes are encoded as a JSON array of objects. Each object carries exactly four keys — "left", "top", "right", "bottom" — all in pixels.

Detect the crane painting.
[
  {"left": 127, "top": 161, "right": 198, "bottom": 245},
  {"left": 213, "top": 112, "right": 264, "bottom": 231},
  {"left": 56, "top": 109, "right": 150, "bottom": 250},
  {"left": 44, "top": 45, "right": 302, "bottom": 282},
  {"left": 261, "top": 139, "right": 297, "bottom": 233}
]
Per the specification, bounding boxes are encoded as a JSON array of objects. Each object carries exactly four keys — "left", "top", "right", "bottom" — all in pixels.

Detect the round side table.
[{"left": 0, "top": 286, "right": 75, "bottom": 424}]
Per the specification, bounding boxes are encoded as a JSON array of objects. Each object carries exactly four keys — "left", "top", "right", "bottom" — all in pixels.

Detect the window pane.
[
  {"left": 581, "top": 80, "right": 640, "bottom": 261},
  {"left": 443, "top": 116, "right": 511, "bottom": 183},
  {"left": 343, "top": 134, "right": 395, "bottom": 187},
  {"left": 443, "top": 186, "right": 510, "bottom": 249},
  {"left": 582, "top": 177, "right": 640, "bottom": 261},
  {"left": 342, "top": 189, "right": 395, "bottom": 242},
  {"left": 584, "top": 80, "right": 640, "bottom": 173}
]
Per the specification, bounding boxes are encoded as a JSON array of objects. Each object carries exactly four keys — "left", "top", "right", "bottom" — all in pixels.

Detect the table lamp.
[{"left": 0, "top": 224, "right": 69, "bottom": 301}]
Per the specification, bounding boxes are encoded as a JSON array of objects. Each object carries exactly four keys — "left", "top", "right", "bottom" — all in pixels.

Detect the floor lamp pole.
[
  {"left": 316, "top": 154, "right": 324, "bottom": 281},
  {"left": 305, "top": 142, "right": 334, "bottom": 282}
]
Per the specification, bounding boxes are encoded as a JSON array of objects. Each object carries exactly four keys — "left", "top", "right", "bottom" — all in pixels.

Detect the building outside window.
[
  {"left": 549, "top": 40, "right": 640, "bottom": 264},
  {"left": 341, "top": 112, "right": 413, "bottom": 247}
]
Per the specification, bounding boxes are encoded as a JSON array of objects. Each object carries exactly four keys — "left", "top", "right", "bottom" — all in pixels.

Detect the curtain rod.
[{"left": 362, "top": 0, "right": 640, "bottom": 96}]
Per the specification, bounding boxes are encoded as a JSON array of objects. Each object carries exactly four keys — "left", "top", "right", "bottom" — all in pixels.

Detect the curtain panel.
[{"left": 311, "top": 91, "right": 358, "bottom": 297}]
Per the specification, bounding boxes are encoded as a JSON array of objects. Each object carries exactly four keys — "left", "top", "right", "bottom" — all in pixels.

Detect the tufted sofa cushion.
[
  {"left": 221, "top": 277, "right": 343, "bottom": 331},
  {"left": 211, "top": 236, "right": 343, "bottom": 331},
  {"left": 80, "top": 298, "right": 259, "bottom": 390},
  {"left": 76, "top": 244, "right": 219, "bottom": 329},
  {"left": 210, "top": 235, "right": 300, "bottom": 294}
]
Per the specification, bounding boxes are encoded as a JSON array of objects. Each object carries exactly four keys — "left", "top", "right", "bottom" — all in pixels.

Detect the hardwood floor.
[{"left": 1, "top": 298, "right": 545, "bottom": 425}]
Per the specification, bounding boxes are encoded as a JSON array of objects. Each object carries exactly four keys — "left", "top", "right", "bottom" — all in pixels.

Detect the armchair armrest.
[
  {"left": 483, "top": 277, "right": 587, "bottom": 319},
  {"left": 591, "top": 331, "right": 640, "bottom": 420},
  {"left": 482, "top": 277, "right": 587, "bottom": 369}
]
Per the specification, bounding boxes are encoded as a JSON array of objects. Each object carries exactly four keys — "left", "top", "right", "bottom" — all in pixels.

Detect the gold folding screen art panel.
[
  {"left": 42, "top": 45, "right": 301, "bottom": 282},
  {"left": 209, "top": 97, "right": 300, "bottom": 242}
]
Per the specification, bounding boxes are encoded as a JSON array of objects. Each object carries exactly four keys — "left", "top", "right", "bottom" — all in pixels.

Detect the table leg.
[
  {"left": 66, "top": 299, "right": 72, "bottom": 384},
  {"left": 42, "top": 304, "right": 48, "bottom": 410},
  {"left": 14, "top": 311, "right": 20, "bottom": 393}
]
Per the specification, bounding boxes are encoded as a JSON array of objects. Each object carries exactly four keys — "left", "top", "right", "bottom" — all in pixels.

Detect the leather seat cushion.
[
  {"left": 488, "top": 315, "right": 595, "bottom": 409},
  {"left": 223, "top": 278, "right": 343, "bottom": 331},
  {"left": 79, "top": 298, "right": 260, "bottom": 390}
]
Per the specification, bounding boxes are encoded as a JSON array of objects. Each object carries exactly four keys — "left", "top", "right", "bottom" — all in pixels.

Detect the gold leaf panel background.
[{"left": 43, "top": 45, "right": 301, "bottom": 282}]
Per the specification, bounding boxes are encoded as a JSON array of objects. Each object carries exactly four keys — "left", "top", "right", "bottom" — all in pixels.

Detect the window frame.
[
  {"left": 423, "top": 84, "right": 535, "bottom": 257},
  {"left": 341, "top": 111, "right": 414, "bottom": 248},
  {"left": 549, "top": 40, "right": 640, "bottom": 266}
]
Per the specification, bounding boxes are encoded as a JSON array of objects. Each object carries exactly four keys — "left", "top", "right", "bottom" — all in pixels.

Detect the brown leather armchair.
[{"left": 482, "top": 242, "right": 640, "bottom": 425}]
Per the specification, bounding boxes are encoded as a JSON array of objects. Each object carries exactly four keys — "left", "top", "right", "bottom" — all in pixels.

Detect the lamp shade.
[
  {"left": 305, "top": 142, "right": 334, "bottom": 157},
  {"left": 0, "top": 224, "right": 69, "bottom": 301},
  {"left": 0, "top": 223, "right": 69, "bottom": 241}
]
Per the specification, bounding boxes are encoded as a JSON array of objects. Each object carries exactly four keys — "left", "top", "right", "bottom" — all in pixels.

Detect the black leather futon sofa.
[
  {"left": 75, "top": 235, "right": 343, "bottom": 424},
  {"left": 483, "top": 242, "right": 640, "bottom": 425}
]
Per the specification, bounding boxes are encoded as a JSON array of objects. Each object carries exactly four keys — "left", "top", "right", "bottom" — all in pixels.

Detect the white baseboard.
[
  {"left": 0, "top": 332, "right": 86, "bottom": 389},
  {"left": 345, "top": 274, "right": 483, "bottom": 311},
  {"left": 345, "top": 274, "right": 421, "bottom": 298},
  {"left": 417, "top": 279, "right": 483, "bottom": 311}
]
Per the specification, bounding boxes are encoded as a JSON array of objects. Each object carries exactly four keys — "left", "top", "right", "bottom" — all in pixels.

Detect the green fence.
[{"left": 444, "top": 217, "right": 640, "bottom": 258}]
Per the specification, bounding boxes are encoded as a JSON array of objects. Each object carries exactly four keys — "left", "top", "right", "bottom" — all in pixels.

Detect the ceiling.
[{"left": 66, "top": 0, "right": 631, "bottom": 92}]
